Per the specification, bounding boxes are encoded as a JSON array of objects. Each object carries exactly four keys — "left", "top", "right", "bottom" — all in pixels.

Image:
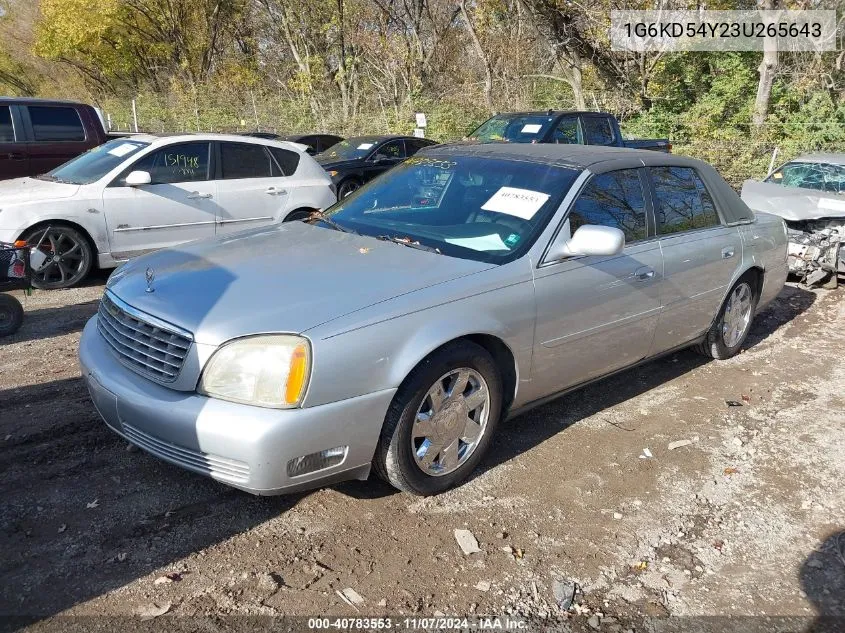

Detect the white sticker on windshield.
[
  {"left": 481, "top": 187, "right": 550, "bottom": 220},
  {"left": 521, "top": 124, "right": 542, "bottom": 134},
  {"left": 357, "top": 143, "right": 374, "bottom": 150},
  {"left": 445, "top": 234, "right": 509, "bottom": 251},
  {"left": 107, "top": 143, "right": 140, "bottom": 157}
]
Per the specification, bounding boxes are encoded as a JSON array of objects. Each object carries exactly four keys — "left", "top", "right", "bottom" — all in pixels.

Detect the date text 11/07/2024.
[{"left": 307, "top": 616, "right": 529, "bottom": 630}]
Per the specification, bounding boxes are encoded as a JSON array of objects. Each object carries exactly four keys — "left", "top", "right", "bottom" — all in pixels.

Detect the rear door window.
[
  {"left": 405, "top": 139, "right": 433, "bottom": 155},
  {"left": 581, "top": 116, "right": 616, "bottom": 146},
  {"left": 568, "top": 169, "right": 647, "bottom": 243},
  {"left": 651, "top": 166, "right": 721, "bottom": 234},
  {"left": 27, "top": 106, "right": 85, "bottom": 142},
  {"left": 552, "top": 116, "right": 581, "bottom": 144},
  {"left": 0, "top": 106, "right": 15, "bottom": 142},
  {"left": 126, "top": 142, "right": 210, "bottom": 184},
  {"left": 220, "top": 142, "right": 275, "bottom": 179}
]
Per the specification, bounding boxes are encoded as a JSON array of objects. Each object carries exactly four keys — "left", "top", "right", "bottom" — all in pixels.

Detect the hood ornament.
[{"left": 145, "top": 267, "right": 155, "bottom": 293}]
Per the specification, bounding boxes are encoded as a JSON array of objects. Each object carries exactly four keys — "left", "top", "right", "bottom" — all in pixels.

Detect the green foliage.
[{"left": 1, "top": 0, "right": 841, "bottom": 187}]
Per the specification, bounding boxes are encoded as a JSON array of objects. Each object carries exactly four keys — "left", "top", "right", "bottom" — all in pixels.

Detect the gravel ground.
[{"left": 0, "top": 277, "right": 843, "bottom": 632}]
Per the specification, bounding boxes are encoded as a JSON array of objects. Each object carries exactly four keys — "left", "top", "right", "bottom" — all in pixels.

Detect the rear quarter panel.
[{"left": 739, "top": 212, "right": 788, "bottom": 311}]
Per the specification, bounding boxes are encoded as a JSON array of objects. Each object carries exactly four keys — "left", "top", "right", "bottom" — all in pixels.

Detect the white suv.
[{"left": 0, "top": 134, "right": 337, "bottom": 288}]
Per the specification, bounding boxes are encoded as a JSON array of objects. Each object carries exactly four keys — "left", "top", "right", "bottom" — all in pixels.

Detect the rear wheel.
[
  {"left": 283, "top": 208, "right": 315, "bottom": 222},
  {"left": 695, "top": 274, "right": 758, "bottom": 359},
  {"left": 0, "top": 294, "right": 24, "bottom": 337},
  {"left": 22, "top": 224, "right": 93, "bottom": 289},
  {"left": 373, "top": 341, "right": 502, "bottom": 495}
]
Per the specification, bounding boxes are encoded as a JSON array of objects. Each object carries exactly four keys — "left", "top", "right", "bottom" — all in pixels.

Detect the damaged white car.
[{"left": 741, "top": 154, "right": 845, "bottom": 288}]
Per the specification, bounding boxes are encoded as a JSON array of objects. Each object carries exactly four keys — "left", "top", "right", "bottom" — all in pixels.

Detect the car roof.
[
  {"left": 345, "top": 135, "right": 433, "bottom": 143},
  {"left": 788, "top": 153, "right": 845, "bottom": 166},
  {"left": 424, "top": 142, "right": 701, "bottom": 170},
  {"left": 483, "top": 111, "right": 604, "bottom": 118},
  {"left": 116, "top": 133, "right": 311, "bottom": 153},
  {"left": 0, "top": 96, "right": 91, "bottom": 106}
]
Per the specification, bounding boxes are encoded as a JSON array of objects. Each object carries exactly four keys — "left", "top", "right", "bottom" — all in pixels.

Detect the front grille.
[
  {"left": 123, "top": 424, "right": 250, "bottom": 483},
  {"left": 97, "top": 292, "right": 192, "bottom": 383}
]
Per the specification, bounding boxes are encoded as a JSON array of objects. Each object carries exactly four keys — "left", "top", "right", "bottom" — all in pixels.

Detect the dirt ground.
[{"left": 1, "top": 275, "right": 843, "bottom": 632}]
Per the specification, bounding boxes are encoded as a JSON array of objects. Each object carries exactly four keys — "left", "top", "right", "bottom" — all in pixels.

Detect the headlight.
[{"left": 198, "top": 335, "right": 311, "bottom": 408}]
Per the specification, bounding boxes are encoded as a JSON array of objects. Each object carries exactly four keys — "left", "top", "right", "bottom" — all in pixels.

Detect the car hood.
[
  {"left": 741, "top": 179, "right": 845, "bottom": 222},
  {"left": 0, "top": 177, "right": 81, "bottom": 205},
  {"left": 106, "top": 221, "right": 494, "bottom": 345}
]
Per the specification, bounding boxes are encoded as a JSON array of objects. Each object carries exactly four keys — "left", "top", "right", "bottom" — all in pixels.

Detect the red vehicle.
[{"left": 0, "top": 97, "right": 109, "bottom": 181}]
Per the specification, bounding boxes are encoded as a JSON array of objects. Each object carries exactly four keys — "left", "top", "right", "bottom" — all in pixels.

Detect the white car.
[{"left": 0, "top": 134, "right": 337, "bottom": 288}]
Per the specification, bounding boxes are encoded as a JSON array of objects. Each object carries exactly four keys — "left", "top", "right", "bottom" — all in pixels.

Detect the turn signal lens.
[
  {"left": 13, "top": 240, "right": 27, "bottom": 248},
  {"left": 285, "top": 344, "right": 309, "bottom": 405}
]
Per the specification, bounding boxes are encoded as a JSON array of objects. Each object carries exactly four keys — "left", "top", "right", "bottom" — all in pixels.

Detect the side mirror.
[
  {"left": 125, "top": 170, "right": 152, "bottom": 186},
  {"left": 547, "top": 224, "right": 625, "bottom": 261}
]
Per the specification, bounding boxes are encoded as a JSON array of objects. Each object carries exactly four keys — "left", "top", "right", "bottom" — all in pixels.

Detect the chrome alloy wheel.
[
  {"left": 411, "top": 368, "right": 490, "bottom": 477},
  {"left": 722, "top": 282, "right": 753, "bottom": 348}
]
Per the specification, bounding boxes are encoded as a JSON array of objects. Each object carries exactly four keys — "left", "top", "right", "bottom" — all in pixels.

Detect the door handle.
[
  {"left": 265, "top": 187, "right": 288, "bottom": 195},
  {"left": 721, "top": 247, "right": 735, "bottom": 259},
  {"left": 187, "top": 192, "right": 213, "bottom": 199},
  {"left": 6, "top": 152, "right": 25, "bottom": 160},
  {"left": 631, "top": 267, "right": 655, "bottom": 281}
]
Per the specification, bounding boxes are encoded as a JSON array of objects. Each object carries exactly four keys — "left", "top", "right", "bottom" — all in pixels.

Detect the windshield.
[
  {"left": 469, "top": 114, "right": 556, "bottom": 143},
  {"left": 322, "top": 155, "right": 578, "bottom": 263},
  {"left": 319, "top": 137, "right": 381, "bottom": 161},
  {"left": 43, "top": 139, "right": 150, "bottom": 184},
  {"left": 766, "top": 161, "right": 845, "bottom": 193}
]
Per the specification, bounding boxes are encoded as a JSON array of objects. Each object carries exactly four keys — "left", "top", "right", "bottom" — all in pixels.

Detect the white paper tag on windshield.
[
  {"left": 107, "top": 143, "right": 140, "bottom": 157},
  {"left": 445, "top": 234, "right": 509, "bottom": 251},
  {"left": 521, "top": 124, "right": 542, "bottom": 134},
  {"left": 481, "top": 187, "right": 550, "bottom": 220},
  {"left": 357, "top": 143, "right": 374, "bottom": 150}
]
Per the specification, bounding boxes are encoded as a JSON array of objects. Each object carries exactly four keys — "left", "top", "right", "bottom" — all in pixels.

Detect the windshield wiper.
[
  {"left": 306, "top": 210, "right": 358, "bottom": 235},
  {"left": 376, "top": 234, "right": 441, "bottom": 254},
  {"left": 36, "top": 174, "right": 76, "bottom": 184}
]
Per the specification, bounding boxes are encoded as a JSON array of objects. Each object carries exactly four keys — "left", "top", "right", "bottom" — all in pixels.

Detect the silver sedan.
[{"left": 79, "top": 144, "right": 788, "bottom": 496}]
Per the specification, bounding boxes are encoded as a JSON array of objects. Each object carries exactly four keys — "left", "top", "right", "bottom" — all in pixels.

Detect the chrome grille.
[
  {"left": 97, "top": 292, "right": 192, "bottom": 383},
  {"left": 123, "top": 424, "right": 250, "bottom": 483}
]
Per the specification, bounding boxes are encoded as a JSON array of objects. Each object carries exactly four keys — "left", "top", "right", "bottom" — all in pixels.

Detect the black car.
[
  {"left": 316, "top": 135, "right": 437, "bottom": 197},
  {"left": 282, "top": 133, "right": 344, "bottom": 156}
]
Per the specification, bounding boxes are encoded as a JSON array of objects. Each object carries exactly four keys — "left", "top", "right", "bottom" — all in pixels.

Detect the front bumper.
[{"left": 78, "top": 317, "right": 396, "bottom": 495}]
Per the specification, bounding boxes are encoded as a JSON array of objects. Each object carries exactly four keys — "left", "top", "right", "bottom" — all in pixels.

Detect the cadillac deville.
[{"left": 79, "top": 144, "right": 788, "bottom": 496}]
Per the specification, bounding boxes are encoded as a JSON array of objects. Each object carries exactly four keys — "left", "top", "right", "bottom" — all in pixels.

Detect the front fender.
[
  {"left": 302, "top": 268, "right": 536, "bottom": 408},
  {"left": 0, "top": 201, "right": 108, "bottom": 250}
]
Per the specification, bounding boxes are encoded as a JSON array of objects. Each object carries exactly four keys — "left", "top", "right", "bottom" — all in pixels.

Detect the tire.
[
  {"left": 373, "top": 340, "right": 503, "bottom": 495},
  {"left": 337, "top": 179, "right": 360, "bottom": 198},
  {"left": 695, "top": 273, "right": 759, "bottom": 360},
  {"left": 0, "top": 294, "right": 24, "bottom": 337},
  {"left": 283, "top": 209, "right": 314, "bottom": 222},
  {"left": 22, "top": 224, "right": 93, "bottom": 290}
]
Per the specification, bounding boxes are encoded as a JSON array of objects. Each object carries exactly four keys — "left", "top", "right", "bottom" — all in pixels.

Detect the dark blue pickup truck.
[{"left": 468, "top": 111, "right": 671, "bottom": 152}]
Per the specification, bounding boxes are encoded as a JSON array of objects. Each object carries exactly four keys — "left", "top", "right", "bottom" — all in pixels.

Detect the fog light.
[{"left": 287, "top": 446, "right": 348, "bottom": 477}]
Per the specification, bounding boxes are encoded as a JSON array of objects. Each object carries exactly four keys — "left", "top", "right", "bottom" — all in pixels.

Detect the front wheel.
[
  {"left": 337, "top": 179, "right": 360, "bottom": 198},
  {"left": 695, "top": 275, "right": 758, "bottom": 360},
  {"left": 22, "top": 225, "right": 93, "bottom": 289},
  {"left": 373, "top": 341, "right": 502, "bottom": 495}
]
